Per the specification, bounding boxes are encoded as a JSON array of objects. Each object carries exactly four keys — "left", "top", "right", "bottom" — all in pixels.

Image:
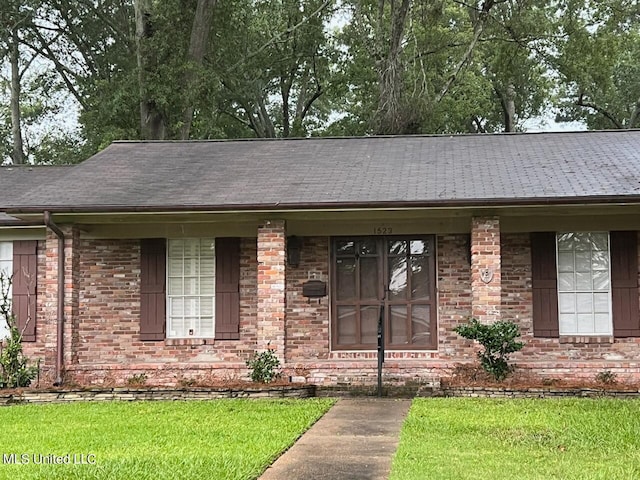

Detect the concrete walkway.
[{"left": 259, "top": 398, "right": 411, "bottom": 480}]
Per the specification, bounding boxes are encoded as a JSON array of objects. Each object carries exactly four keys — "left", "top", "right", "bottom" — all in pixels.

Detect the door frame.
[{"left": 330, "top": 235, "right": 438, "bottom": 350}]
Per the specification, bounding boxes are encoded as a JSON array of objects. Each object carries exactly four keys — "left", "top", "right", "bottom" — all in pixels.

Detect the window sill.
[
  {"left": 165, "top": 338, "right": 215, "bottom": 346},
  {"left": 558, "top": 336, "right": 614, "bottom": 344}
]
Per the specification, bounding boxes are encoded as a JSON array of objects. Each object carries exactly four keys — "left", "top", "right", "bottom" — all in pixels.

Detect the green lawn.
[
  {"left": 0, "top": 398, "right": 334, "bottom": 480},
  {"left": 391, "top": 398, "right": 640, "bottom": 480}
]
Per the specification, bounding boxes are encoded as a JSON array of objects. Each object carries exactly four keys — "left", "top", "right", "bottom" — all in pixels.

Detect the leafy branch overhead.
[{"left": 1, "top": 0, "right": 640, "bottom": 164}]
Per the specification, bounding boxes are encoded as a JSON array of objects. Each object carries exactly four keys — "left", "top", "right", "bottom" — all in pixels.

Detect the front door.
[{"left": 331, "top": 236, "right": 437, "bottom": 350}]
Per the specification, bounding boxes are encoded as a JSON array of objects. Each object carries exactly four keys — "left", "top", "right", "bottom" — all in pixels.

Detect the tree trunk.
[
  {"left": 281, "top": 76, "right": 292, "bottom": 137},
  {"left": 504, "top": 83, "right": 516, "bottom": 132},
  {"left": 134, "top": 0, "right": 167, "bottom": 140},
  {"left": 375, "top": 0, "right": 412, "bottom": 135},
  {"left": 10, "top": 28, "right": 25, "bottom": 164},
  {"left": 629, "top": 96, "right": 640, "bottom": 129},
  {"left": 435, "top": 0, "right": 496, "bottom": 105},
  {"left": 179, "top": 0, "right": 218, "bottom": 140}
]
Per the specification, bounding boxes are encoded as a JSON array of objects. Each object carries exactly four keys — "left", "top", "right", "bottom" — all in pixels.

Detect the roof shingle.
[{"left": 5, "top": 131, "right": 640, "bottom": 212}]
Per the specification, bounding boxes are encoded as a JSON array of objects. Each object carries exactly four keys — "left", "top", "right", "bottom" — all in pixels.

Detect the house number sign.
[{"left": 373, "top": 226, "right": 393, "bottom": 235}]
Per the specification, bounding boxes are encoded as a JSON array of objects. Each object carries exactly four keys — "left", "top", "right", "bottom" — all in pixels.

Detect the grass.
[
  {"left": 0, "top": 398, "right": 334, "bottom": 480},
  {"left": 391, "top": 398, "right": 640, "bottom": 480}
]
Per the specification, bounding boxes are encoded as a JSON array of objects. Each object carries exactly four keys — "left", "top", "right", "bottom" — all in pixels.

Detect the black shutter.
[
  {"left": 140, "top": 239, "right": 166, "bottom": 341},
  {"left": 611, "top": 231, "right": 640, "bottom": 337},
  {"left": 531, "top": 232, "right": 559, "bottom": 337},
  {"left": 12, "top": 240, "right": 37, "bottom": 342},
  {"left": 215, "top": 238, "right": 240, "bottom": 340}
]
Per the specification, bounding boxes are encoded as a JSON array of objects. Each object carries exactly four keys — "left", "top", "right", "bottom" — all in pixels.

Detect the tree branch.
[
  {"left": 26, "top": 31, "right": 88, "bottom": 110},
  {"left": 576, "top": 93, "right": 623, "bottom": 129},
  {"left": 228, "top": 0, "right": 333, "bottom": 72},
  {"left": 435, "top": 0, "right": 506, "bottom": 104}
]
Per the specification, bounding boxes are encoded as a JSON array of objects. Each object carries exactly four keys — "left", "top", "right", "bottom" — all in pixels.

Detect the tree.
[
  {"left": 212, "top": 0, "right": 336, "bottom": 138},
  {"left": 0, "top": 0, "right": 38, "bottom": 164},
  {"left": 331, "top": 0, "right": 549, "bottom": 135},
  {"left": 553, "top": 0, "right": 640, "bottom": 129}
]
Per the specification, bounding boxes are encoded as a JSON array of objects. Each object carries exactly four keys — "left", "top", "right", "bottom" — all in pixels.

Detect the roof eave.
[{"left": 6, "top": 195, "right": 640, "bottom": 216}]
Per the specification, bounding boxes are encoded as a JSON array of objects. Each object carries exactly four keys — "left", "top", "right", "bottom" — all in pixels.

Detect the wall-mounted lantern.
[{"left": 287, "top": 236, "right": 302, "bottom": 268}]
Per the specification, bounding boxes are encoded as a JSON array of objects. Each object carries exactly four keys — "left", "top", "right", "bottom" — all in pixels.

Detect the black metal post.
[{"left": 377, "top": 297, "right": 385, "bottom": 397}]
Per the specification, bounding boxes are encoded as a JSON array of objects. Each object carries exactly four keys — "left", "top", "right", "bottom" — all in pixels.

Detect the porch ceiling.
[{"left": 10, "top": 204, "right": 639, "bottom": 239}]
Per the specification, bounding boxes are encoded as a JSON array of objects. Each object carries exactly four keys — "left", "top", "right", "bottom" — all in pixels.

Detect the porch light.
[{"left": 287, "top": 236, "right": 302, "bottom": 268}]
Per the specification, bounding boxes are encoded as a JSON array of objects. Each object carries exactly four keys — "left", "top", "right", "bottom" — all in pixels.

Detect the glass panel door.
[
  {"left": 333, "top": 238, "right": 383, "bottom": 348},
  {"left": 332, "top": 236, "right": 436, "bottom": 350}
]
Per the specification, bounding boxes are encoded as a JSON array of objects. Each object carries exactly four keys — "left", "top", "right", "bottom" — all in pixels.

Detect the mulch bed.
[{"left": 442, "top": 363, "right": 640, "bottom": 391}]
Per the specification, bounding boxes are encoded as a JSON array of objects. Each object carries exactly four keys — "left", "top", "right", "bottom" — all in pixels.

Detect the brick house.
[{"left": 1, "top": 131, "right": 640, "bottom": 387}]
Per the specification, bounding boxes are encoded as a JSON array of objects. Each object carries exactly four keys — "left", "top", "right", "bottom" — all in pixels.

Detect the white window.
[
  {"left": 0, "top": 241, "right": 12, "bottom": 339},
  {"left": 557, "top": 232, "right": 612, "bottom": 335},
  {"left": 167, "top": 239, "right": 215, "bottom": 338}
]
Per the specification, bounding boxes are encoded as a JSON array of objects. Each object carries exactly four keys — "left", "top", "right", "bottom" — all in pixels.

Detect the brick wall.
[
  {"left": 24, "top": 229, "right": 640, "bottom": 388},
  {"left": 65, "top": 238, "right": 259, "bottom": 386},
  {"left": 436, "top": 234, "right": 475, "bottom": 360},
  {"left": 501, "top": 232, "right": 640, "bottom": 381},
  {"left": 284, "top": 233, "right": 640, "bottom": 385},
  {"left": 285, "top": 237, "right": 330, "bottom": 362},
  {"left": 283, "top": 235, "right": 473, "bottom": 385}
]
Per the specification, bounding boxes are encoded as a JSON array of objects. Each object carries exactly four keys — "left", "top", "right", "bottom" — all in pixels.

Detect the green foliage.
[
  {"left": 391, "top": 398, "right": 640, "bottom": 480},
  {"left": 454, "top": 318, "right": 524, "bottom": 381},
  {"left": 246, "top": 348, "right": 281, "bottom": 383},
  {"left": 0, "top": 399, "right": 334, "bottom": 479},
  {"left": 125, "top": 373, "right": 148, "bottom": 387},
  {"left": 0, "top": 272, "right": 38, "bottom": 389},
  {"left": 595, "top": 370, "right": 617, "bottom": 385},
  {"left": 553, "top": 0, "right": 640, "bottom": 129},
  {"left": 4, "top": 0, "right": 640, "bottom": 163}
]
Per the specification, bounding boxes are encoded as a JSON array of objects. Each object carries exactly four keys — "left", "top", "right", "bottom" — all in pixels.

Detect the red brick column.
[
  {"left": 257, "top": 220, "right": 286, "bottom": 362},
  {"left": 471, "top": 217, "right": 501, "bottom": 323}
]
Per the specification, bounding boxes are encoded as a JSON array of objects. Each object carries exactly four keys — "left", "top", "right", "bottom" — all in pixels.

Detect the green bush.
[
  {"left": 454, "top": 318, "right": 524, "bottom": 381},
  {"left": 0, "top": 272, "right": 39, "bottom": 389},
  {"left": 246, "top": 348, "right": 281, "bottom": 383},
  {"left": 595, "top": 370, "right": 617, "bottom": 385}
]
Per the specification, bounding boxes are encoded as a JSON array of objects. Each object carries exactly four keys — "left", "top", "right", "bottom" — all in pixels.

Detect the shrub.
[
  {"left": 454, "top": 318, "right": 524, "bottom": 381},
  {"left": 0, "top": 272, "right": 39, "bottom": 389},
  {"left": 125, "top": 373, "right": 147, "bottom": 387},
  {"left": 595, "top": 370, "right": 617, "bottom": 385},
  {"left": 246, "top": 347, "right": 281, "bottom": 383}
]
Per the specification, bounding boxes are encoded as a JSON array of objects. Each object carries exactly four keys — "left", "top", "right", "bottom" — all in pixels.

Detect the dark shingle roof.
[
  {"left": 0, "top": 165, "right": 73, "bottom": 222},
  {"left": 6, "top": 131, "right": 640, "bottom": 213}
]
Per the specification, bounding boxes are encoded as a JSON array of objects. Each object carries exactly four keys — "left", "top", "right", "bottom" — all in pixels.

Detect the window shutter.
[
  {"left": 610, "top": 231, "right": 640, "bottom": 337},
  {"left": 215, "top": 238, "right": 240, "bottom": 340},
  {"left": 140, "top": 239, "right": 166, "bottom": 341},
  {"left": 12, "top": 240, "right": 37, "bottom": 342},
  {"left": 530, "top": 232, "right": 559, "bottom": 337}
]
